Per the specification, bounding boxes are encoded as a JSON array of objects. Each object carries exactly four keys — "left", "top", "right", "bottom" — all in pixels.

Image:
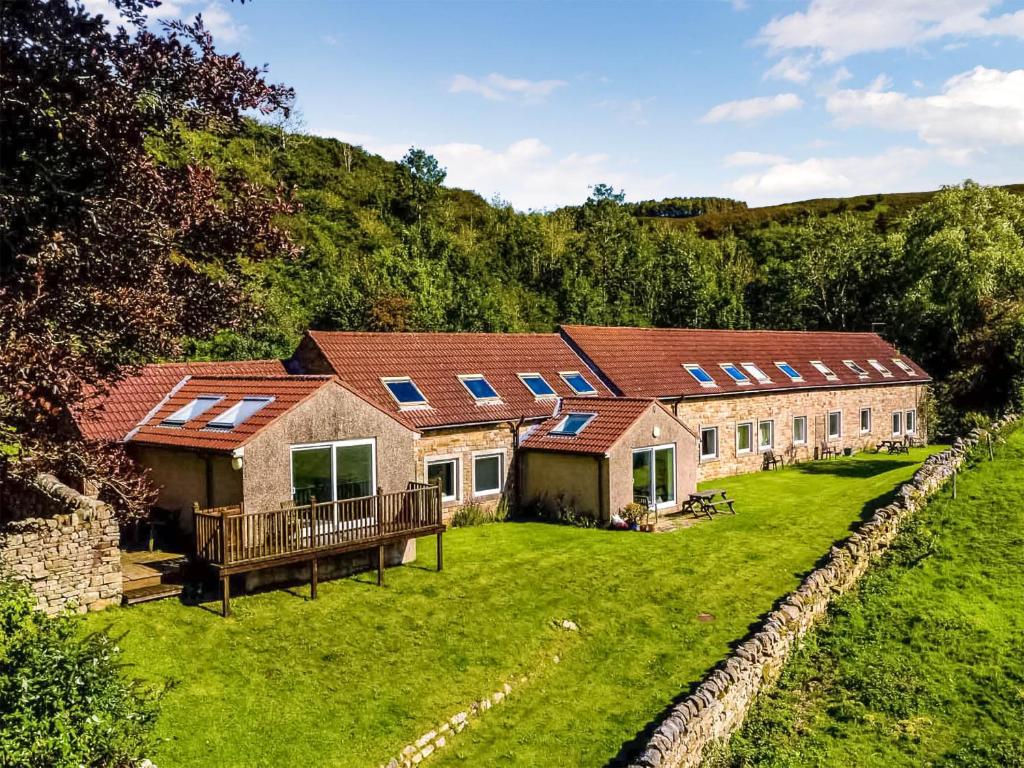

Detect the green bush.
[
  {"left": 520, "top": 495, "right": 600, "bottom": 528},
  {"left": 450, "top": 500, "right": 508, "bottom": 528},
  {"left": 0, "top": 577, "right": 162, "bottom": 767}
]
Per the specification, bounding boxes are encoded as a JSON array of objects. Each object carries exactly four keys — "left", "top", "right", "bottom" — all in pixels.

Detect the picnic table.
[
  {"left": 876, "top": 439, "right": 909, "bottom": 454},
  {"left": 682, "top": 488, "right": 737, "bottom": 519}
]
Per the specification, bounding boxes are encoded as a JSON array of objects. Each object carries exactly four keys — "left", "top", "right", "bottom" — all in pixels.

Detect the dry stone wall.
[
  {"left": 628, "top": 414, "right": 1017, "bottom": 768},
  {"left": 0, "top": 473, "right": 122, "bottom": 614}
]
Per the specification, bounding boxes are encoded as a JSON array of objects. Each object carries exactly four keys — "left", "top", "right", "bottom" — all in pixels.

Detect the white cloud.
[
  {"left": 724, "top": 151, "right": 790, "bottom": 167},
  {"left": 827, "top": 66, "right": 1024, "bottom": 147},
  {"left": 757, "top": 0, "right": 1024, "bottom": 62},
  {"left": 80, "top": 0, "right": 246, "bottom": 42},
  {"left": 198, "top": 3, "right": 245, "bottom": 42},
  {"left": 595, "top": 97, "right": 655, "bottom": 126},
  {"left": 763, "top": 55, "right": 815, "bottom": 84},
  {"left": 449, "top": 73, "right": 568, "bottom": 103},
  {"left": 700, "top": 93, "right": 803, "bottom": 123}
]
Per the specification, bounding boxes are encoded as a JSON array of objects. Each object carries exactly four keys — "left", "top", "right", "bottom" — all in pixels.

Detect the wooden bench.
[{"left": 683, "top": 489, "right": 737, "bottom": 518}]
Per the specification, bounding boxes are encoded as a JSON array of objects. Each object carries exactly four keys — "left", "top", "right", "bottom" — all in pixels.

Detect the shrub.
[
  {"left": 451, "top": 501, "right": 508, "bottom": 528},
  {"left": 620, "top": 502, "right": 648, "bottom": 527},
  {"left": 0, "top": 577, "right": 162, "bottom": 767},
  {"left": 520, "top": 494, "right": 600, "bottom": 528}
]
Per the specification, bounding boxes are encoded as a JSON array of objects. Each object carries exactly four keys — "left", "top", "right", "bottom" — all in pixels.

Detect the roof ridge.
[{"left": 561, "top": 324, "right": 883, "bottom": 337}]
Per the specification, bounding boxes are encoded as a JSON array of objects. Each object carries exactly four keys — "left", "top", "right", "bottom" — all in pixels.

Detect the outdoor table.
[
  {"left": 682, "top": 488, "right": 737, "bottom": 519},
  {"left": 876, "top": 439, "right": 909, "bottom": 455}
]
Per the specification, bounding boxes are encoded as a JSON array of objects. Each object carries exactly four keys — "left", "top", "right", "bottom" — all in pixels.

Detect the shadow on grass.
[{"left": 792, "top": 458, "right": 916, "bottom": 479}]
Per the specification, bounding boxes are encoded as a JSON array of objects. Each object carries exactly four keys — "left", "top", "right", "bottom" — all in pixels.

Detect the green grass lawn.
[
  {"left": 87, "top": 448, "right": 938, "bottom": 768},
  {"left": 721, "top": 428, "right": 1024, "bottom": 767}
]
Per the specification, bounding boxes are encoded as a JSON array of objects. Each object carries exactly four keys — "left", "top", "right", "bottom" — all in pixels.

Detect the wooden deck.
[{"left": 193, "top": 483, "right": 445, "bottom": 615}]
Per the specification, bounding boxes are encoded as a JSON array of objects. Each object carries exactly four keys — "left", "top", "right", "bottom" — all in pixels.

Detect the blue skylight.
[
  {"left": 719, "top": 363, "right": 750, "bottom": 384},
  {"left": 775, "top": 362, "right": 803, "bottom": 381},
  {"left": 207, "top": 397, "right": 273, "bottom": 430},
  {"left": 550, "top": 412, "right": 596, "bottom": 436},
  {"left": 382, "top": 377, "right": 428, "bottom": 407},
  {"left": 561, "top": 371, "right": 597, "bottom": 395},
  {"left": 519, "top": 373, "right": 557, "bottom": 398},
  {"left": 683, "top": 364, "right": 717, "bottom": 387},
  {"left": 460, "top": 375, "right": 500, "bottom": 401},
  {"left": 161, "top": 395, "right": 223, "bottom": 426}
]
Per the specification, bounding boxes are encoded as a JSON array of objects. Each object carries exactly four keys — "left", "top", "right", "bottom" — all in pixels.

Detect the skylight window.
[
  {"left": 719, "top": 363, "right": 751, "bottom": 385},
  {"left": 382, "top": 377, "right": 428, "bottom": 408},
  {"left": 207, "top": 397, "right": 273, "bottom": 430},
  {"left": 459, "top": 374, "right": 501, "bottom": 402},
  {"left": 560, "top": 371, "right": 597, "bottom": 395},
  {"left": 775, "top": 362, "right": 803, "bottom": 382},
  {"left": 161, "top": 396, "right": 223, "bottom": 426},
  {"left": 809, "top": 360, "right": 839, "bottom": 381},
  {"left": 868, "top": 359, "right": 893, "bottom": 377},
  {"left": 843, "top": 360, "right": 870, "bottom": 378},
  {"left": 518, "top": 373, "right": 557, "bottom": 399},
  {"left": 683, "top": 364, "right": 717, "bottom": 388},
  {"left": 741, "top": 362, "right": 772, "bottom": 384},
  {"left": 550, "top": 412, "right": 596, "bottom": 436},
  {"left": 892, "top": 358, "right": 917, "bottom": 376}
]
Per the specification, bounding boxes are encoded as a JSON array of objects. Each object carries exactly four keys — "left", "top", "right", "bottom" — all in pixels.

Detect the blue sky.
[{"left": 91, "top": 0, "right": 1024, "bottom": 208}]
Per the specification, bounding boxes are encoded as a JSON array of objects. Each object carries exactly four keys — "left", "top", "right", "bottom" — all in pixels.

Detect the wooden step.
[{"left": 122, "top": 583, "right": 183, "bottom": 606}]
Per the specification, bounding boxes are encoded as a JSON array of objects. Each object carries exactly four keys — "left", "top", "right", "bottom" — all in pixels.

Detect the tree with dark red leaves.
[{"left": 0, "top": 0, "right": 298, "bottom": 518}]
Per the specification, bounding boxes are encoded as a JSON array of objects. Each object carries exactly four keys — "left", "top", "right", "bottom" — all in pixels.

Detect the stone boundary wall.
[
  {"left": 0, "top": 473, "right": 122, "bottom": 614},
  {"left": 628, "top": 415, "right": 1018, "bottom": 768}
]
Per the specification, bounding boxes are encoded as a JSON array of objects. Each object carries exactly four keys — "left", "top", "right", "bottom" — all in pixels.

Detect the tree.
[
  {"left": 400, "top": 147, "right": 446, "bottom": 221},
  {"left": 0, "top": 0, "right": 298, "bottom": 517}
]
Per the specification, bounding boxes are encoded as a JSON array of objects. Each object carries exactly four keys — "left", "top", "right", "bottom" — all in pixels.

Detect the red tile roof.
[
  {"left": 128, "top": 376, "right": 333, "bottom": 453},
  {"left": 522, "top": 397, "right": 676, "bottom": 456},
  {"left": 560, "top": 325, "right": 931, "bottom": 399},
  {"left": 78, "top": 360, "right": 287, "bottom": 442},
  {"left": 297, "top": 331, "right": 613, "bottom": 429}
]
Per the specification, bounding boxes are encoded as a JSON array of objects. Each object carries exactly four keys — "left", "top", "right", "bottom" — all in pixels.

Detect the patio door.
[
  {"left": 290, "top": 439, "right": 377, "bottom": 505},
  {"left": 335, "top": 442, "right": 374, "bottom": 500},
  {"left": 632, "top": 444, "right": 676, "bottom": 508}
]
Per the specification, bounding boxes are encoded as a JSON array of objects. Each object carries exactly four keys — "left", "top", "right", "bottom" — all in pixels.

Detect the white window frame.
[
  {"left": 867, "top": 359, "right": 893, "bottom": 378},
  {"left": 559, "top": 370, "right": 598, "bottom": 396},
  {"left": 905, "top": 409, "right": 917, "bottom": 435},
  {"left": 517, "top": 372, "right": 557, "bottom": 399},
  {"left": 843, "top": 360, "right": 870, "bottom": 379},
  {"left": 458, "top": 374, "right": 502, "bottom": 404},
  {"left": 684, "top": 363, "right": 718, "bottom": 388},
  {"left": 719, "top": 363, "right": 752, "bottom": 386},
  {"left": 381, "top": 376, "right": 430, "bottom": 409},
  {"left": 471, "top": 451, "right": 505, "bottom": 498},
  {"left": 775, "top": 361, "right": 804, "bottom": 382},
  {"left": 735, "top": 421, "right": 753, "bottom": 454},
  {"left": 207, "top": 396, "right": 274, "bottom": 429},
  {"left": 792, "top": 415, "right": 808, "bottom": 445},
  {"left": 161, "top": 394, "right": 224, "bottom": 426},
  {"left": 550, "top": 412, "right": 597, "bottom": 436},
  {"left": 633, "top": 443, "right": 677, "bottom": 509},
  {"left": 425, "top": 455, "right": 461, "bottom": 503},
  {"left": 290, "top": 437, "right": 378, "bottom": 504},
  {"left": 827, "top": 410, "right": 843, "bottom": 441},
  {"left": 758, "top": 419, "right": 775, "bottom": 452},
  {"left": 892, "top": 358, "right": 917, "bottom": 376},
  {"left": 860, "top": 407, "right": 872, "bottom": 434},
  {"left": 741, "top": 362, "right": 772, "bottom": 384},
  {"left": 892, "top": 411, "right": 903, "bottom": 436},
  {"left": 810, "top": 360, "right": 839, "bottom": 381},
  {"left": 700, "top": 426, "right": 719, "bottom": 461}
]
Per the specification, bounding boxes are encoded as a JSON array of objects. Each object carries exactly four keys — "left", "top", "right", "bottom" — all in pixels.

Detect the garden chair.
[
  {"left": 819, "top": 440, "right": 840, "bottom": 459},
  {"left": 761, "top": 449, "right": 782, "bottom": 470}
]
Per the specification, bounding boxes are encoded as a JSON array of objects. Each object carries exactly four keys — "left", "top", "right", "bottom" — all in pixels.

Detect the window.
[
  {"left": 775, "top": 362, "right": 803, "bottom": 382},
  {"left": 207, "top": 397, "right": 273, "bottom": 429},
  {"left": 892, "top": 358, "right": 917, "bottom": 376},
  {"left": 382, "top": 377, "right": 428, "bottom": 408},
  {"left": 735, "top": 421, "right": 753, "bottom": 454},
  {"left": 906, "top": 409, "right": 917, "bottom": 434},
  {"left": 291, "top": 439, "right": 377, "bottom": 505},
  {"left": 843, "top": 360, "right": 870, "bottom": 378},
  {"left": 700, "top": 427, "right": 718, "bottom": 460},
  {"left": 459, "top": 374, "right": 501, "bottom": 403},
  {"left": 473, "top": 453, "right": 504, "bottom": 497},
  {"left": 720, "top": 363, "right": 751, "bottom": 385},
  {"left": 426, "top": 458, "right": 459, "bottom": 502},
  {"left": 758, "top": 420, "right": 774, "bottom": 451},
  {"left": 684, "top": 364, "right": 717, "bottom": 388},
  {"left": 741, "top": 363, "right": 772, "bottom": 384},
  {"left": 792, "top": 415, "right": 808, "bottom": 445},
  {"left": 868, "top": 359, "right": 893, "bottom": 377},
  {"left": 161, "top": 395, "right": 223, "bottom": 426},
  {"left": 632, "top": 445, "right": 676, "bottom": 507},
  {"left": 518, "top": 373, "right": 556, "bottom": 399},
  {"left": 860, "top": 407, "right": 872, "bottom": 433},
  {"left": 550, "top": 412, "right": 596, "bottom": 436},
  {"left": 810, "top": 360, "right": 839, "bottom": 381},
  {"left": 892, "top": 411, "right": 903, "bottom": 435},
  {"left": 828, "top": 410, "right": 842, "bottom": 440},
  {"left": 560, "top": 371, "right": 597, "bottom": 395}
]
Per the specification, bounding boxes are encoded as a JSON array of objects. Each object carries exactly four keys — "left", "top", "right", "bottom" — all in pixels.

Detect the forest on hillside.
[{"left": 178, "top": 123, "right": 1024, "bottom": 432}]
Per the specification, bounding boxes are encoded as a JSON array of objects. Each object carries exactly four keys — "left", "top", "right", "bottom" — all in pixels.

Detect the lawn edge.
[{"left": 625, "top": 415, "right": 1019, "bottom": 768}]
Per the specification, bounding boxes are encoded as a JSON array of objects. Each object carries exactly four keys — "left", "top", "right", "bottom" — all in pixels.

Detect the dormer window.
[
  {"left": 892, "top": 358, "right": 917, "bottom": 376},
  {"left": 868, "top": 359, "right": 893, "bottom": 377},
  {"left": 550, "top": 412, "right": 596, "bottom": 436},
  {"left": 809, "top": 360, "right": 839, "bottom": 381},
  {"left": 775, "top": 362, "right": 803, "bottom": 382},
  {"left": 843, "top": 360, "right": 870, "bottom": 378},
  {"left": 741, "top": 362, "right": 772, "bottom": 384},
  {"left": 518, "top": 373, "right": 557, "bottom": 399},
  {"left": 207, "top": 397, "right": 273, "bottom": 430},
  {"left": 459, "top": 374, "right": 501, "bottom": 403},
  {"left": 382, "top": 377, "right": 429, "bottom": 408},
  {"left": 560, "top": 371, "right": 597, "bottom": 395},
  {"left": 683, "top": 364, "right": 717, "bottom": 388},
  {"left": 161, "top": 396, "right": 223, "bottom": 426},
  {"left": 719, "top": 363, "right": 751, "bottom": 385}
]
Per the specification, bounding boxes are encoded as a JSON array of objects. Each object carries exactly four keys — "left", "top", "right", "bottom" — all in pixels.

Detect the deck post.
[
  {"left": 377, "top": 544, "right": 385, "bottom": 586},
  {"left": 437, "top": 531, "right": 443, "bottom": 572},
  {"left": 221, "top": 575, "right": 230, "bottom": 617},
  {"left": 310, "top": 557, "right": 318, "bottom": 600}
]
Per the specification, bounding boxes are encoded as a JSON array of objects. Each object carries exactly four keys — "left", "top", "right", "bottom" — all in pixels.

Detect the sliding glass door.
[
  {"left": 290, "top": 439, "right": 376, "bottom": 505},
  {"left": 632, "top": 444, "right": 676, "bottom": 508}
]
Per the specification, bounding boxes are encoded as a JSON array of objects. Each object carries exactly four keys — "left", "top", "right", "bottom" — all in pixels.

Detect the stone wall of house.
[
  {"left": 0, "top": 473, "right": 122, "bottom": 614},
  {"left": 676, "top": 383, "right": 929, "bottom": 481},
  {"left": 626, "top": 414, "right": 1016, "bottom": 768}
]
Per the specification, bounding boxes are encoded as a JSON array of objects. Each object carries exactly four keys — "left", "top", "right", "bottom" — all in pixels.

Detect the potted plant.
[{"left": 620, "top": 502, "right": 650, "bottom": 531}]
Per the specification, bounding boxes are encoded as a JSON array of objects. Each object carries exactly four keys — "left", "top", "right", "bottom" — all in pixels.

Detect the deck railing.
[{"left": 194, "top": 483, "right": 442, "bottom": 568}]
